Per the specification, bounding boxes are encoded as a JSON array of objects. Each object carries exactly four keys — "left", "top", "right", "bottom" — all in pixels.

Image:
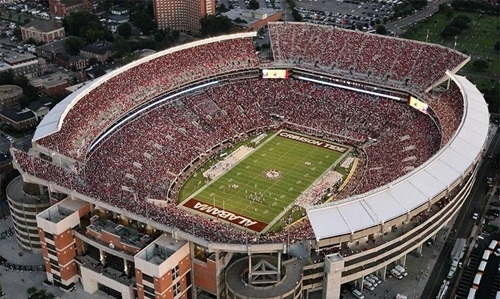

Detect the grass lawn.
[
  {"left": 179, "top": 131, "right": 347, "bottom": 232},
  {"left": 403, "top": 11, "right": 500, "bottom": 92}
]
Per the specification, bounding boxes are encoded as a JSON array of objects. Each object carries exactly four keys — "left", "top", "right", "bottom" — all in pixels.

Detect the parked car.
[
  {"left": 365, "top": 276, "right": 378, "bottom": 287},
  {"left": 395, "top": 265, "right": 408, "bottom": 277},
  {"left": 390, "top": 268, "right": 403, "bottom": 279},
  {"left": 487, "top": 210, "right": 500, "bottom": 217},
  {"left": 352, "top": 289, "right": 365, "bottom": 299},
  {"left": 369, "top": 273, "right": 382, "bottom": 285},
  {"left": 363, "top": 280, "right": 375, "bottom": 291}
]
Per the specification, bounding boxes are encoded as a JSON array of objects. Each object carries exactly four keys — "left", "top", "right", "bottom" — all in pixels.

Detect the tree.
[
  {"left": 291, "top": 9, "right": 303, "bottom": 22},
  {"left": 216, "top": 3, "right": 229, "bottom": 13},
  {"left": 27, "top": 287, "right": 37, "bottom": 296},
  {"left": 450, "top": 15, "right": 471, "bottom": 30},
  {"left": 14, "top": 75, "right": 39, "bottom": 107},
  {"left": 440, "top": 26, "right": 461, "bottom": 39},
  {"left": 65, "top": 36, "right": 85, "bottom": 55},
  {"left": 200, "top": 15, "right": 233, "bottom": 37},
  {"left": 117, "top": 22, "right": 132, "bottom": 39},
  {"left": 26, "top": 287, "right": 55, "bottom": 299},
  {"left": 113, "top": 36, "right": 131, "bottom": 58},
  {"left": 249, "top": 0, "right": 260, "bottom": 10},
  {"left": 472, "top": 60, "right": 489, "bottom": 72},
  {"left": 0, "top": 70, "right": 15, "bottom": 85},
  {"left": 130, "top": 2, "right": 156, "bottom": 35},
  {"left": 88, "top": 57, "right": 99, "bottom": 66},
  {"left": 25, "top": 37, "right": 37, "bottom": 45},
  {"left": 94, "top": 68, "right": 106, "bottom": 78},
  {"left": 494, "top": 41, "right": 500, "bottom": 52},
  {"left": 234, "top": 17, "right": 248, "bottom": 24},
  {"left": 483, "top": 85, "right": 500, "bottom": 113},
  {"left": 64, "top": 11, "right": 112, "bottom": 43},
  {"left": 376, "top": 25, "right": 388, "bottom": 35},
  {"left": 438, "top": 4, "right": 454, "bottom": 18}
]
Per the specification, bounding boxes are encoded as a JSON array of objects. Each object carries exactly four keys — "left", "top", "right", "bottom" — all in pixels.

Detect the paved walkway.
[
  {"left": 0, "top": 215, "right": 113, "bottom": 299},
  {"left": 340, "top": 224, "right": 452, "bottom": 299}
]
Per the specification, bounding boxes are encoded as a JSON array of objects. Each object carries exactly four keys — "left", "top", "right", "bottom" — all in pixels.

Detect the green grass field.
[
  {"left": 180, "top": 131, "right": 347, "bottom": 232},
  {"left": 403, "top": 11, "right": 500, "bottom": 99}
]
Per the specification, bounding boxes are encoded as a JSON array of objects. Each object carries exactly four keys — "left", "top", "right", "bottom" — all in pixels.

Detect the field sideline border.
[
  {"left": 178, "top": 129, "right": 353, "bottom": 234},
  {"left": 284, "top": 156, "right": 359, "bottom": 232}
]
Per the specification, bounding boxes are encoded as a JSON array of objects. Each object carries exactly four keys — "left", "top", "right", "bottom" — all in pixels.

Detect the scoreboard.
[
  {"left": 262, "top": 69, "right": 289, "bottom": 79},
  {"left": 408, "top": 96, "right": 428, "bottom": 114}
]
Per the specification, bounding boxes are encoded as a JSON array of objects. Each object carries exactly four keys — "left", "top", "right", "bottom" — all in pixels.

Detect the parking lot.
[
  {"left": 296, "top": 0, "right": 396, "bottom": 31},
  {"left": 219, "top": 0, "right": 281, "bottom": 10},
  {"left": 340, "top": 224, "right": 451, "bottom": 299},
  {"left": 455, "top": 236, "right": 500, "bottom": 299}
]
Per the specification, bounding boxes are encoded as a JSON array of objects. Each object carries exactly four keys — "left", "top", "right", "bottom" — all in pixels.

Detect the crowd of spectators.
[
  {"left": 38, "top": 38, "right": 259, "bottom": 161},
  {"left": 427, "top": 85, "right": 464, "bottom": 146},
  {"left": 268, "top": 22, "right": 468, "bottom": 91},
  {"left": 14, "top": 76, "right": 466, "bottom": 244},
  {"left": 23, "top": 28, "right": 470, "bottom": 244}
]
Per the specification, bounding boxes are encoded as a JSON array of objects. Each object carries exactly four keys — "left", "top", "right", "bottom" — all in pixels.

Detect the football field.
[{"left": 180, "top": 131, "right": 348, "bottom": 233}]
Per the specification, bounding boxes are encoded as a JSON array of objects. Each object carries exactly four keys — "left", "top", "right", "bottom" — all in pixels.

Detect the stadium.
[{"left": 9, "top": 22, "right": 490, "bottom": 299}]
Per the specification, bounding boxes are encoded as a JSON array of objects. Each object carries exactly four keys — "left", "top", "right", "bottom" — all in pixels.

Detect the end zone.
[{"left": 182, "top": 198, "right": 268, "bottom": 232}]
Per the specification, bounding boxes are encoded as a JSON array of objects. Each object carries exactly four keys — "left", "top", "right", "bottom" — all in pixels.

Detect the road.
[
  {"left": 421, "top": 127, "right": 500, "bottom": 299},
  {"left": 385, "top": 0, "right": 447, "bottom": 34}
]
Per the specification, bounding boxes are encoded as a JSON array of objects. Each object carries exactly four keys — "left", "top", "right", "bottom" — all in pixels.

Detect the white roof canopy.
[{"left": 308, "top": 73, "right": 490, "bottom": 241}]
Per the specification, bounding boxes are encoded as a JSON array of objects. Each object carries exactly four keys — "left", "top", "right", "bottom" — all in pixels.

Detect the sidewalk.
[{"left": 0, "top": 215, "right": 112, "bottom": 298}]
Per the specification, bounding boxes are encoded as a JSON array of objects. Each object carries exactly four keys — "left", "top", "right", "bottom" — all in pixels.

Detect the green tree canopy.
[
  {"left": 113, "top": 36, "right": 131, "bottom": 58},
  {"left": 117, "top": 22, "right": 132, "bottom": 39},
  {"left": 450, "top": 15, "right": 471, "bottom": 30},
  {"left": 440, "top": 26, "right": 461, "bottom": 39},
  {"left": 200, "top": 15, "right": 233, "bottom": 37},
  {"left": 249, "top": 0, "right": 260, "bottom": 10},
  {"left": 472, "top": 60, "right": 489, "bottom": 72},
  {"left": 292, "top": 9, "right": 303, "bottom": 21},
  {"left": 65, "top": 36, "right": 85, "bottom": 55},
  {"left": 438, "top": 4, "right": 454, "bottom": 18},
  {"left": 494, "top": 41, "right": 500, "bottom": 52},
  {"left": 64, "top": 11, "right": 112, "bottom": 43},
  {"left": 130, "top": 2, "right": 156, "bottom": 35},
  {"left": 376, "top": 25, "right": 388, "bottom": 35},
  {"left": 0, "top": 70, "right": 15, "bottom": 85}
]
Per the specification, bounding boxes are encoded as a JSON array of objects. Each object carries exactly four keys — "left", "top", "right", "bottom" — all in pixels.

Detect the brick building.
[
  {"left": 49, "top": 0, "right": 92, "bottom": 17},
  {"left": 21, "top": 20, "right": 65, "bottom": 44},
  {"left": 0, "top": 85, "right": 23, "bottom": 109},
  {"left": 80, "top": 42, "right": 114, "bottom": 63},
  {"left": 153, "top": 0, "right": 215, "bottom": 33}
]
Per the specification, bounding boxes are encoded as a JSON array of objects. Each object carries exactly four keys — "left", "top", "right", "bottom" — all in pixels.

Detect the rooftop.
[
  {"left": 0, "top": 108, "right": 35, "bottom": 122},
  {"left": 37, "top": 38, "right": 69, "bottom": 52},
  {"left": 22, "top": 20, "right": 61, "bottom": 32},
  {"left": 88, "top": 218, "right": 152, "bottom": 249},
  {"left": 30, "top": 72, "right": 69, "bottom": 88},
  {"left": 136, "top": 234, "right": 186, "bottom": 265},
  {"left": 39, "top": 198, "right": 87, "bottom": 223},
  {"left": 0, "top": 85, "right": 22, "bottom": 98},
  {"left": 0, "top": 49, "right": 37, "bottom": 65},
  {"left": 6, "top": 176, "right": 50, "bottom": 205},
  {"left": 223, "top": 8, "right": 282, "bottom": 27}
]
